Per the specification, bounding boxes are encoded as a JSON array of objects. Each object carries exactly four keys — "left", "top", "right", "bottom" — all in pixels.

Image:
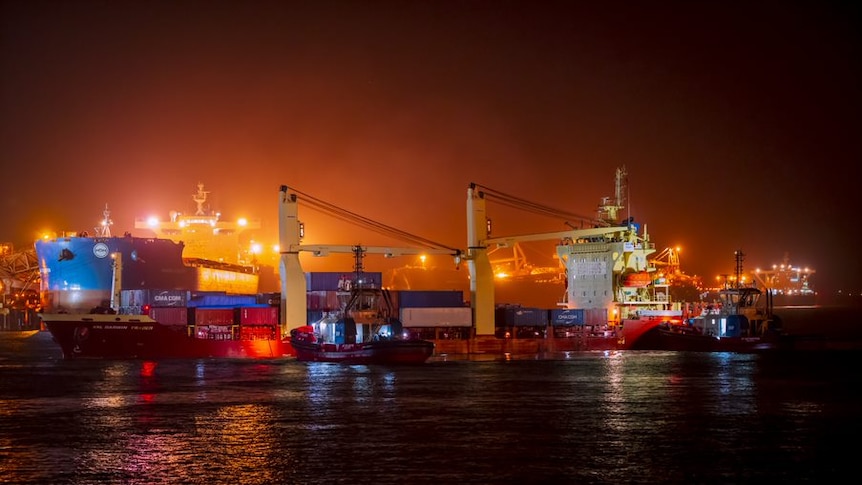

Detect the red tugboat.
[{"left": 289, "top": 247, "right": 435, "bottom": 364}]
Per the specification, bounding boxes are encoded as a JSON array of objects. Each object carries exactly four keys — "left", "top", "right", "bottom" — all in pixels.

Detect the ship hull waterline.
[
  {"left": 40, "top": 314, "right": 293, "bottom": 360},
  {"left": 290, "top": 339, "right": 435, "bottom": 364},
  {"left": 39, "top": 309, "right": 674, "bottom": 360}
]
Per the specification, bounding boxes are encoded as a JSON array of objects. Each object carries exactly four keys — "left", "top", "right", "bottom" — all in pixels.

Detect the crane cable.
[{"left": 288, "top": 188, "right": 460, "bottom": 253}]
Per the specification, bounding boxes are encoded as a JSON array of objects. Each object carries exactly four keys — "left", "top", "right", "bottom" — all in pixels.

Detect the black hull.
[
  {"left": 41, "top": 315, "right": 292, "bottom": 360},
  {"left": 290, "top": 338, "right": 434, "bottom": 364},
  {"left": 636, "top": 326, "right": 787, "bottom": 352}
]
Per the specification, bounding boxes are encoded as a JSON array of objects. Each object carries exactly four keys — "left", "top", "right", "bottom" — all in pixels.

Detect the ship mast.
[
  {"left": 597, "top": 166, "right": 627, "bottom": 224},
  {"left": 192, "top": 182, "right": 210, "bottom": 216},
  {"left": 734, "top": 250, "right": 745, "bottom": 289},
  {"left": 95, "top": 204, "right": 113, "bottom": 238},
  {"left": 352, "top": 245, "right": 367, "bottom": 287}
]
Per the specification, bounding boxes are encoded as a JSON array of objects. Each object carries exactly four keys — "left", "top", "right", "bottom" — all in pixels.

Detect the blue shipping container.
[
  {"left": 495, "top": 307, "right": 548, "bottom": 326},
  {"left": 550, "top": 308, "right": 586, "bottom": 326},
  {"left": 306, "top": 272, "right": 383, "bottom": 291},
  {"left": 188, "top": 293, "right": 257, "bottom": 308}
]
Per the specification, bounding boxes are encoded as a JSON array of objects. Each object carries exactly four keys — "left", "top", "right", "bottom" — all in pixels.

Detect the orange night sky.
[{"left": 1, "top": 1, "right": 859, "bottom": 296}]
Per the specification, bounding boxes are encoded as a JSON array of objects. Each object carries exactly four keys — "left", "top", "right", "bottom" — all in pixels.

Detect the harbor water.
[{"left": 1, "top": 307, "right": 860, "bottom": 484}]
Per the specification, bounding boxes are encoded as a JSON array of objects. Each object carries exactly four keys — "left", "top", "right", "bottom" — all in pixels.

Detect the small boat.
[
  {"left": 649, "top": 251, "right": 786, "bottom": 352},
  {"left": 289, "top": 249, "right": 435, "bottom": 364}
]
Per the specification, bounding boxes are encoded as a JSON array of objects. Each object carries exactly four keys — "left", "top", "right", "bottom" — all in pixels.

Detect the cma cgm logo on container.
[
  {"left": 154, "top": 292, "right": 184, "bottom": 303},
  {"left": 93, "top": 243, "right": 110, "bottom": 259}
]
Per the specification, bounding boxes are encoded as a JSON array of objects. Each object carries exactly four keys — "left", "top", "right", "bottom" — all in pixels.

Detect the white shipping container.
[{"left": 400, "top": 307, "right": 473, "bottom": 328}]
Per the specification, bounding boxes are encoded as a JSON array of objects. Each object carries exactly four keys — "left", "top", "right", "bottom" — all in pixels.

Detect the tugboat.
[
  {"left": 649, "top": 250, "right": 786, "bottom": 352},
  {"left": 289, "top": 247, "right": 435, "bottom": 364}
]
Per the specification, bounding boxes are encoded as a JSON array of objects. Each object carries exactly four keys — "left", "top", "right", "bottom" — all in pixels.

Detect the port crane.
[
  {"left": 0, "top": 244, "right": 39, "bottom": 297},
  {"left": 278, "top": 166, "right": 674, "bottom": 339},
  {"left": 277, "top": 185, "right": 462, "bottom": 335},
  {"left": 464, "top": 166, "right": 670, "bottom": 336},
  {"left": 651, "top": 246, "right": 681, "bottom": 275}
]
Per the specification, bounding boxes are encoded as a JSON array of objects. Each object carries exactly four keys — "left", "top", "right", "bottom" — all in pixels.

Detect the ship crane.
[
  {"left": 463, "top": 166, "right": 661, "bottom": 336},
  {"left": 277, "top": 185, "right": 463, "bottom": 335},
  {"left": 651, "top": 247, "right": 681, "bottom": 275},
  {"left": 0, "top": 245, "right": 40, "bottom": 309}
]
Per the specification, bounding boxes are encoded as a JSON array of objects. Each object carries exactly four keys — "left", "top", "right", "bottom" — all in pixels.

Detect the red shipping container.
[
  {"left": 585, "top": 308, "right": 608, "bottom": 326},
  {"left": 307, "top": 290, "right": 323, "bottom": 311},
  {"left": 191, "top": 308, "right": 235, "bottom": 325},
  {"left": 307, "top": 290, "right": 340, "bottom": 311},
  {"left": 148, "top": 306, "right": 189, "bottom": 326},
  {"left": 238, "top": 306, "right": 279, "bottom": 325}
]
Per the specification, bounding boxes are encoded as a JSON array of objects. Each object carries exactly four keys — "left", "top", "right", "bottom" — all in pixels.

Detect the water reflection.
[{"left": 0, "top": 345, "right": 857, "bottom": 483}]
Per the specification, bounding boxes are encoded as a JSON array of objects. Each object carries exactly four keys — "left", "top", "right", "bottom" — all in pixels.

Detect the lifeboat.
[{"left": 622, "top": 271, "right": 651, "bottom": 288}]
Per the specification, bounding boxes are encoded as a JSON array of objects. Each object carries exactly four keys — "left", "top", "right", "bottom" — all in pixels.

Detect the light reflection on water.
[{"left": 0, "top": 333, "right": 858, "bottom": 483}]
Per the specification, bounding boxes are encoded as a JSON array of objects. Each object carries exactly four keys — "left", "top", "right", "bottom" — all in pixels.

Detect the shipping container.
[
  {"left": 256, "top": 292, "right": 281, "bottom": 306},
  {"left": 550, "top": 308, "right": 586, "bottom": 326},
  {"left": 400, "top": 307, "right": 473, "bottom": 327},
  {"left": 194, "top": 266, "right": 258, "bottom": 294},
  {"left": 306, "top": 271, "right": 382, "bottom": 291},
  {"left": 188, "top": 293, "right": 257, "bottom": 308},
  {"left": 495, "top": 306, "right": 548, "bottom": 326},
  {"left": 148, "top": 306, "right": 189, "bottom": 325},
  {"left": 189, "top": 307, "right": 236, "bottom": 325},
  {"left": 584, "top": 308, "right": 608, "bottom": 325},
  {"left": 120, "top": 289, "right": 189, "bottom": 308},
  {"left": 396, "top": 290, "right": 465, "bottom": 308},
  {"left": 306, "top": 290, "right": 341, "bottom": 311},
  {"left": 236, "top": 305, "right": 279, "bottom": 325}
]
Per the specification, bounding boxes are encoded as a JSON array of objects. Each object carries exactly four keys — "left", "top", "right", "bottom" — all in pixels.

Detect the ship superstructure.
[
  {"left": 37, "top": 185, "right": 261, "bottom": 314},
  {"left": 465, "top": 166, "right": 682, "bottom": 346},
  {"left": 751, "top": 252, "right": 816, "bottom": 306},
  {"left": 135, "top": 183, "right": 261, "bottom": 266}
]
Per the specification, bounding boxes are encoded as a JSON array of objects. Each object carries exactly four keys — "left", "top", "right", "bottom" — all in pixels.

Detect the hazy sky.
[{"left": 2, "top": 0, "right": 860, "bottom": 294}]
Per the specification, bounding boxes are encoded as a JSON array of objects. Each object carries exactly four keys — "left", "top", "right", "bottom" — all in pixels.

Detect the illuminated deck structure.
[{"left": 135, "top": 183, "right": 261, "bottom": 266}]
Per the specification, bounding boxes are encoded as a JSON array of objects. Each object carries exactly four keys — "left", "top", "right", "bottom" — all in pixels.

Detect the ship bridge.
[{"left": 134, "top": 183, "right": 262, "bottom": 266}]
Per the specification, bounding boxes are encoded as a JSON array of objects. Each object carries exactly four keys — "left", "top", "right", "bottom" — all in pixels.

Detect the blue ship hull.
[{"left": 36, "top": 236, "right": 196, "bottom": 313}]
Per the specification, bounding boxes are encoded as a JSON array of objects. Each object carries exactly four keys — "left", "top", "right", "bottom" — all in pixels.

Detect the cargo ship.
[
  {"left": 37, "top": 185, "right": 449, "bottom": 361},
  {"left": 39, "top": 169, "right": 682, "bottom": 360},
  {"left": 36, "top": 184, "right": 260, "bottom": 314},
  {"left": 425, "top": 167, "right": 684, "bottom": 356},
  {"left": 35, "top": 185, "right": 292, "bottom": 360},
  {"left": 751, "top": 253, "right": 817, "bottom": 307},
  {"left": 295, "top": 167, "right": 684, "bottom": 357}
]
